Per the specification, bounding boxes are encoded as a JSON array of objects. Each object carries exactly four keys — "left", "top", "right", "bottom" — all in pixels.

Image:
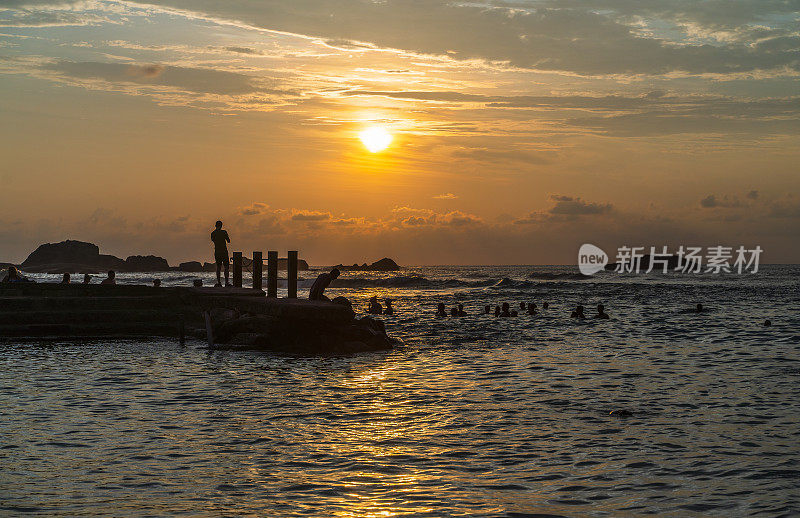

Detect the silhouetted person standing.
[
  {"left": 211, "top": 220, "right": 230, "bottom": 287},
  {"left": 83, "top": 273, "right": 91, "bottom": 284}
]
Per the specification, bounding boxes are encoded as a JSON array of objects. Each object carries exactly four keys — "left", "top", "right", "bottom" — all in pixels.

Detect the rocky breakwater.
[{"left": 201, "top": 296, "right": 398, "bottom": 354}]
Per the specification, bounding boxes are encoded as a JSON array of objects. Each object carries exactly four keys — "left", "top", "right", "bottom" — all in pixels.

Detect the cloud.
[
  {"left": 451, "top": 147, "right": 552, "bottom": 165},
  {"left": 5, "top": 0, "right": 800, "bottom": 78},
  {"left": 127, "top": 64, "right": 164, "bottom": 78},
  {"left": 220, "top": 46, "right": 263, "bottom": 55},
  {"left": 239, "top": 202, "right": 269, "bottom": 216},
  {"left": 108, "top": 0, "right": 800, "bottom": 76},
  {"left": 699, "top": 194, "right": 744, "bottom": 208},
  {"left": 441, "top": 211, "right": 482, "bottom": 227},
  {"left": 433, "top": 193, "right": 458, "bottom": 200},
  {"left": 0, "top": 56, "right": 296, "bottom": 111},
  {"left": 42, "top": 60, "right": 266, "bottom": 95},
  {"left": 548, "top": 195, "right": 613, "bottom": 215},
  {"left": 514, "top": 195, "right": 614, "bottom": 224},
  {"left": 0, "top": 9, "right": 113, "bottom": 27},
  {"left": 768, "top": 200, "right": 800, "bottom": 218},
  {"left": 291, "top": 210, "right": 331, "bottom": 221}
]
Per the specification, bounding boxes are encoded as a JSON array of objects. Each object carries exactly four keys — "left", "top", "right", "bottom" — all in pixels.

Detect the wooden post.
[
  {"left": 233, "top": 251, "right": 242, "bottom": 288},
  {"left": 203, "top": 311, "right": 214, "bottom": 349},
  {"left": 252, "top": 251, "right": 262, "bottom": 290},
  {"left": 288, "top": 250, "right": 298, "bottom": 299},
  {"left": 267, "top": 250, "right": 278, "bottom": 298}
]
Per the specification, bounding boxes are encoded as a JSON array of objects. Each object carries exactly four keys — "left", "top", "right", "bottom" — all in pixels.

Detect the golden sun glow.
[{"left": 359, "top": 126, "right": 393, "bottom": 153}]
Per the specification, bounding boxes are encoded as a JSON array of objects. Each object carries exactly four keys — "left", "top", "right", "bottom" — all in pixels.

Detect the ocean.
[{"left": 1, "top": 265, "right": 799, "bottom": 516}]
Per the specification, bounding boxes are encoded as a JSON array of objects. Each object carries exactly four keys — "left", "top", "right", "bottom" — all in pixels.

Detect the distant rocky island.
[
  {"left": 335, "top": 258, "right": 400, "bottom": 271},
  {"left": 13, "top": 240, "right": 309, "bottom": 274}
]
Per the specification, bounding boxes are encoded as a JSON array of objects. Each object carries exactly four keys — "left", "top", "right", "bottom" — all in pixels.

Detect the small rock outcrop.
[
  {"left": 336, "top": 257, "right": 400, "bottom": 271},
  {"left": 179, "top": 261, "right": 204, "bottom": 272},
  {"left": 125, "top": 255, "right": 170, "bottom": 272}
]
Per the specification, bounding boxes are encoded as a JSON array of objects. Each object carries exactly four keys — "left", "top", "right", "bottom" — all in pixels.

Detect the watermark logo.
[
  {"left": 578, "top": 244, "right": 763, "bottom": 275},
  {"left": 578, "top": 243, "right": 608, "bottom": 276}
]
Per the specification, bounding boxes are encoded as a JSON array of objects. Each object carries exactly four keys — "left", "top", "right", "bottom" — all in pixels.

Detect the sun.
[{"left": 359, "top": 126, "right": 393, "bottom": 153}]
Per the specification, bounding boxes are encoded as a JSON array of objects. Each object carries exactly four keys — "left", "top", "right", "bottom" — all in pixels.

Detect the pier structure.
[{"left": 1, "top": 250, "right": 394, "bottom": 353}]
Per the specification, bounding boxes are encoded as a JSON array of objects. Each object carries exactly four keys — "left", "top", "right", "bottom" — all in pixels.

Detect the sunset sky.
[{"left": 1, "top": 0, "right": 798, "bottom": 265}]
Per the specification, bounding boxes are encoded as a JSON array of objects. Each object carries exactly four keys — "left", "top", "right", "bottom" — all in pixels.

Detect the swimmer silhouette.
[
  {"left": 571, "top": 305, "right": 585, "bottom": 319},
  {"left": 494, "top": 306, "right": 501, "bottom": 317},
  {"left": 542, "top": 302, "right": 549, "bottom": 309},
  {"left": 436, "top": 302, "right": 447, "bottom": 317},
  {"left": 519, "top": 302, "right": 526, "bottom": 310},
  {"left": 83, "top": 273, "right": 91, "bottom": 284},
  {"left": 384, "top": 299, "right": 394, "bottom": 316},
  {"left": 500, "top": 302, "right": 511, "bottom": 317},
  {"left": 368, "top": 296, "right": 383, "bottom": 315},
  {"left": 457, "top": 303, "right": 466, "bottom": 317},
  {"left": 100, "top": 270, "right": 116, "bottom": 285},
  {"left": 450, "top": 306, "right": 459, "bottom": 317},
  {"left": 527, "top": 302, "right": 537, "bottom": 315},
  {"left": 764, "top": 319, "right": 772, "bottom": 327},
  {"left": 61, "top": 273, "right": 70, "bottom": 284},
  {"left": 696, "top": 303, "right": 703, "bottom": 313},
  {"left": 484, "top": 305, "right": 491, "bottom": 315},
  {"left": 595, "top": 304, "right": 609, "bottom": 319}
]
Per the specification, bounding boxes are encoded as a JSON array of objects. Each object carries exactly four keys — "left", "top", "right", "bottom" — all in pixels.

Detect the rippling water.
[{"left": 2, "top": 266, "right": 799, "bottom": 516}]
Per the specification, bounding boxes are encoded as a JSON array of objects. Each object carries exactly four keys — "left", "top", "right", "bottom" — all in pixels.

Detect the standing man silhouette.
[{"left": 211, "top": 220, "right": 230, "bottom": 287}]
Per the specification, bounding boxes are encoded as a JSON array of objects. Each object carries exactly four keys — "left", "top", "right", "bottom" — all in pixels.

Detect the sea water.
[{"left": 1, "top": 265, "right": 799, "bottom": 516}]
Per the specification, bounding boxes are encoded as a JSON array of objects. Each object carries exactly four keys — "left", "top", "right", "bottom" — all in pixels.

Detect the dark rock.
[
  {"left": 179, "top": 261, "right": 204, "bottom": 272},
  {"left": 22, "top": 240, "right": 99, "bottom": 267},
  {"left": 276, "top": 258, "right": 310, "bottom": 271},
  {"left": 336, "top": 257, "right": 400, "bottom": 271},
  {"left": 368, "top": 258, "right": 400, "bottom": 271},
  {"left": 19, "top": 240, "right": 129, "bottom": 273},
  {"left": 125, "top": 255, "right": 170, "bottom": 272},
  {"left": 331, "top": 296, "right": 353, "bottom": 310},
  {"left": 210, "top": 305, "right": 394, "bottom": 353}
]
